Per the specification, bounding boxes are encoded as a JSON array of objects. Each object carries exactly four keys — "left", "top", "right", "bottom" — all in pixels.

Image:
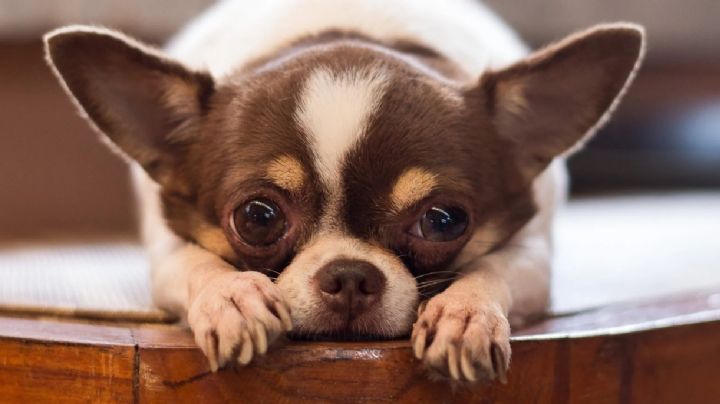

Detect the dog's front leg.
[
  {"left": 411, "top": 165, "right": 558, "bottom": 383},
  {"left": 137, "top": 166, "right": 292, "bottom": 371},
  {"left": 151, "top": 241, "right": 293, "bottom": 371},
  {"left": 412, "top": 241, "right": 553, "bottom": 382},
  {"left": 411, "top": 258, "right": 514, "bottom": 383},
  {"left": 411, "top": 239, "right": 552, "bottom": 383}
]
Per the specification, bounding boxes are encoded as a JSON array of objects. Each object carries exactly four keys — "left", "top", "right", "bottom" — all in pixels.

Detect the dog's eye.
[
  {"left": 412, "top": 205, "right": 468, "bottom": 242},
  {"left": 233, "top": 198, "right": 287, "bottom": 246}
]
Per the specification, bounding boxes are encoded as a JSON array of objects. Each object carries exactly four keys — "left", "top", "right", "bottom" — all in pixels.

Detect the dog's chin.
[
  {"left": 287, "top": 332, "right": 407, "bottom": 342},
  {"left": 287, "top": 312, "right": 413, "bottom": 342}
]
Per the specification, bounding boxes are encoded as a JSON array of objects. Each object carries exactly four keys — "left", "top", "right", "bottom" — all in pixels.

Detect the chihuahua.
[{"left": 44, "top": 0, "right": 644, "bottom": 382}]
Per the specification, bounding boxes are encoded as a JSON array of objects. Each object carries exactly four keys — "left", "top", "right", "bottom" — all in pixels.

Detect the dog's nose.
[{"left": 314, "top": 259, "right": 386, "bottom": 317}]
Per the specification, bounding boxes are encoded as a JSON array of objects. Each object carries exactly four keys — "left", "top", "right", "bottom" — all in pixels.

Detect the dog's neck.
[{"left": 238, "top": 29, "right": 472, "bottom": 83}]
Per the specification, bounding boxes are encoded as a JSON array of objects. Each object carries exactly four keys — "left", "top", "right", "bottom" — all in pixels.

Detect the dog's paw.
[
  {"left": 411, "top": 292, "right": 511, "bottom": 383},
  {"left": 187, "top": 271, "right": 293, "bottom": 371}
]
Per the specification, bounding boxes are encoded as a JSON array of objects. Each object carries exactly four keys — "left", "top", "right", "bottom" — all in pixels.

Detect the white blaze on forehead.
[{"left": 295, "top": 67, "right": 389, "bottom": 186}]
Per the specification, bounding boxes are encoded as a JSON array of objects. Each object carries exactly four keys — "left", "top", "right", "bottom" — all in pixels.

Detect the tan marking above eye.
[
  {"left": 266, "top": 155, "right": 306, "bottom": 193},
  {"left": 391, "top": 167, "right": 439, "bottom": 212}
]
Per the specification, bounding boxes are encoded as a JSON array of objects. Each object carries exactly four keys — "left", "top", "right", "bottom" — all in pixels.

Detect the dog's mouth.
[
  {"left": 286, "top": 331, "right": 408, "bottom": 342},
  {"left": 285, "top": 308, "right": 415, "bottom": 342}
]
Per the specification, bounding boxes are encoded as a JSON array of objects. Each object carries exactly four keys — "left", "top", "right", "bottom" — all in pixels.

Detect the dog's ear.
[
  {"left": 44, "top": 26, "right": 214, "bottom": 188},
  {"left": 474, "top": 23, "right": 645, "bottom": 182}
]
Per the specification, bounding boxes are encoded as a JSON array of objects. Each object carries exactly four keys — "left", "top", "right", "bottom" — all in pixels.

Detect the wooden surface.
[
  {"left": 1, "top": 289, "right": 719, "bottom": 403},
  {"left": 0, "top": 318, "right": 135, "bottom": 403}
]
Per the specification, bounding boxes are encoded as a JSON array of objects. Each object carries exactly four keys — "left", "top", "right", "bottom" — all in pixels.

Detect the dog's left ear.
[
  {"left": 44, "top": 26, "right": 214, "bottom": 189},
  {"left": 473, "top": 23, "right": 645, "bottom": 182}
]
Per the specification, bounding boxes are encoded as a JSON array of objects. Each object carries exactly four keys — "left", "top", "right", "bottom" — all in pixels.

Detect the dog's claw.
[
  {"left": 254, "top": 322, "right": 268, "bottom": 355},
  {"left": 492, "top": 343, "right": 508, "bottom": 384},
  {"left": 460, "top": 346, "right": 477, "bottom": 382},
  {"left": 479, "top": 345, "right": 495, "bottom": 380},
  {"left": 447, "top": 344, "right": 460, "bottom": 380},
  {"left": 275, "top": 301, "right": 293, "bottom": 332},
  {"left": 412, "top": 328, "right": 426, "bottom": 359},
  {"left": 205, "top": 331, "right": 219, "bottom": 372},
  {"left": 238, "top": 329, "right": 253, "bottom": 365}
]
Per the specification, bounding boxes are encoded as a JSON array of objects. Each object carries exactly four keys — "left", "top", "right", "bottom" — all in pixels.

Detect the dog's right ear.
[
  {"left": 44, "top": 26, "right": 214, "bottom": 188},
  {"left": 472, "top": 23, "right": 644, "bottom": 185}
]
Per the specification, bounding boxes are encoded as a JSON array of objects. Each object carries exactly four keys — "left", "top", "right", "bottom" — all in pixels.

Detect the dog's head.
[{"left": 45, "top": 24, "right": 644, "bottom": 338}]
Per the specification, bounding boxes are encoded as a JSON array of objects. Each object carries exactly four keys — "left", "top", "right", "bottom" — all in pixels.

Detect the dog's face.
[{"left": 45, "top": 25, "right": 643, "bottom": 338}]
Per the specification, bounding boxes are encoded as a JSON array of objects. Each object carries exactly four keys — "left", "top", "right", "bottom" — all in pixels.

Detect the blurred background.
[{"left": 0, "top": 0, "right": 718, "bottom": 314}]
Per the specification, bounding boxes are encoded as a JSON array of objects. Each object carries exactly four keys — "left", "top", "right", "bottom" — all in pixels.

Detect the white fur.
[
  {"left": 166, "top": 0, "right": 527, "bottom": 77},
  {"left": 295, "top": 67, "right": 388, "bottom": 188}
]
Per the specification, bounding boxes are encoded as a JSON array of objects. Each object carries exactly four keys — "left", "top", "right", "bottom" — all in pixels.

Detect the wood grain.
[
  {"left": 135, "top": 322, "right": 720, "bottom": 403},
  {"left": 0, "top": 318, "right": 135, "bottom": 403},
  {"left": 1, "top": 290, "right": 719, "bottom": 403}
]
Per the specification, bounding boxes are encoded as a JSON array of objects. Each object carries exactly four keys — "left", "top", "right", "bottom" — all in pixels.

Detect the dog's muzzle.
[{"left": 313, "top": 259, "right": 386, "bottom": 322}]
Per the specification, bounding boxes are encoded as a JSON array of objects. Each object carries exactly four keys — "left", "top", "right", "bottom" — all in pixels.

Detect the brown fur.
[{"left": 479, "top": 26, "right": 644, "bottom": 181}]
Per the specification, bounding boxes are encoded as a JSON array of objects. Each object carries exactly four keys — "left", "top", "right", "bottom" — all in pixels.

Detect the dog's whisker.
[
  {"left": 415, "top": 275, "right": 459, "bottom": 284},
  {"left": 414, "top": 271, "right": 460, "bottom": 280},
  {"left": 417, "top": 282, "right": 454, "bottom": 291},
  {"left": 417, "top": 278, "right": 454, "bottom": 286},
  {"left": 416, "top": 278, "right": 456, "bottom": 286},
  {"left": 416, "top": 273, "right": 460, "bottom": 279}
]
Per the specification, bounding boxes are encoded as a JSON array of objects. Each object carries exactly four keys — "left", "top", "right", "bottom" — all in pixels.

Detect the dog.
[{"left": 44, "top": 0, "right": 644, "bottom": 382}]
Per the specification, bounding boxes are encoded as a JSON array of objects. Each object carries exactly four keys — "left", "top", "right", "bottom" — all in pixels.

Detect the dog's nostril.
[
  {"left": 323, "top": 278, "right": 342, "bottom": 294},
  {"left": 316, "top": 269, "right": 344, "bottom": 295},
  {"left": 358, "top": 273, "right": 383, "bottom": 295},
  {"left": 359, "top": 279, "right": 370, "bottom": 295}
]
